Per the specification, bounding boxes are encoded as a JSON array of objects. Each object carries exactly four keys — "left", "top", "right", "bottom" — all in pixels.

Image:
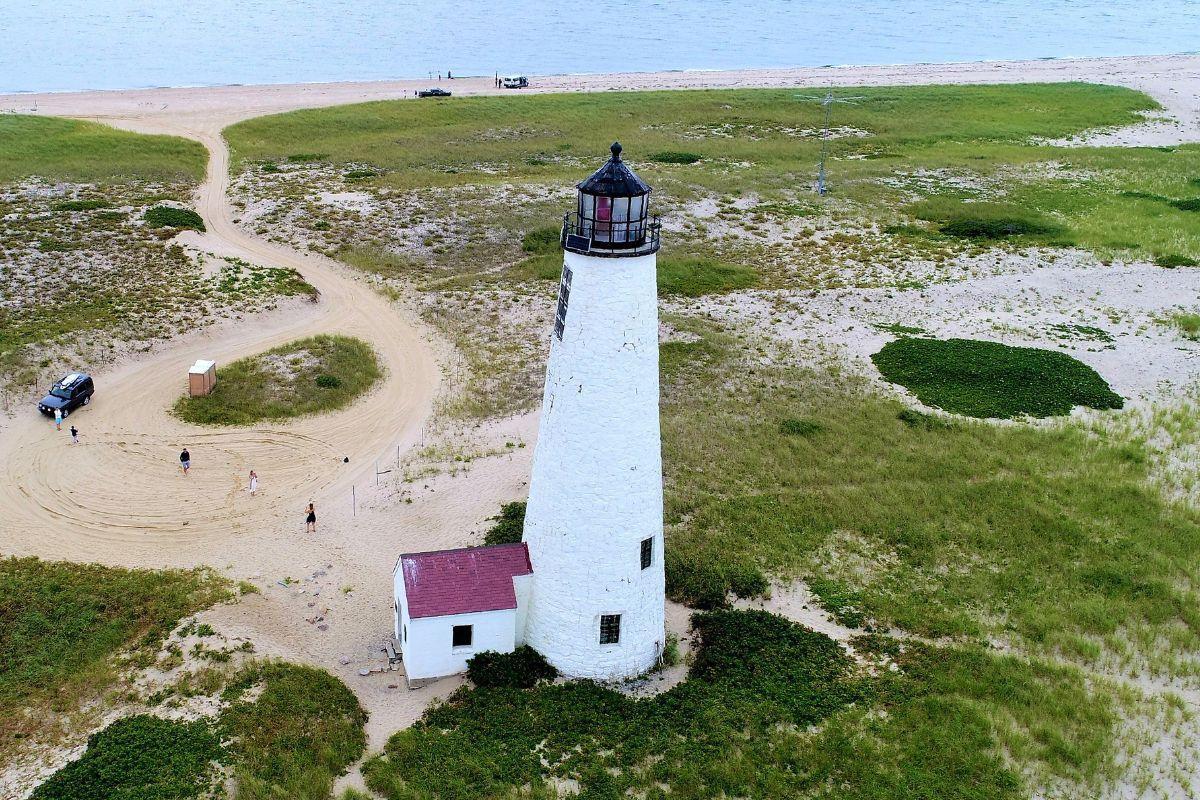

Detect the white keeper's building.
[{"left": 394, "top": 142, "right": 667, "bottom": 683}]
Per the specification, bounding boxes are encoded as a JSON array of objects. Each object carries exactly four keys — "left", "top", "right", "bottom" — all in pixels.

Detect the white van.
[{"left": 502, "top": 75, "right": 529, "bottom": 89}]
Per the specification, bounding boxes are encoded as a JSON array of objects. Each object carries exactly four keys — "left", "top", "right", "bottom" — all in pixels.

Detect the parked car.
[
  {"left": 502, "top": 75, "right": 528, "bottom": 89},
  {"left": 418, "top": 88, "right": 452, "bottom": 98},
  {"left": 38, "top": 372, "right": 94, "bottom": 417}
]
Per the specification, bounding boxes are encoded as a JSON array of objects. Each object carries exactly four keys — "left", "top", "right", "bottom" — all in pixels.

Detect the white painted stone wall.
[
  {"left": 394, "top": 567, "right": 519, "bottom": 680},
  {"left": 522, "top": 248, "right": 667, "bottom": 679}
]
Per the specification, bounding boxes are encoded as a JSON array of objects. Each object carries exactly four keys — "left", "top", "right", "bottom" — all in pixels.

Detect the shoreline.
[
  {"left": 5, "top": 50, "right": 1197, "bottom": 98},
  {"left": 4, "top": 54, "right": 1200, "bottom": 133}
]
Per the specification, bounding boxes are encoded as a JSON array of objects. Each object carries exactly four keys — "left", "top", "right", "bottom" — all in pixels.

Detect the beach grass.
[
  {"left": 0, "top": 556, "right": 228, "bottom": 760},
  {"left": 0, "top": 115, "right": 206, "bottom": 183},
  {"left": 224, "top": 83, "right": 1200, "bottom": 263},
  {"left": 172, "top": 334, "right": 381, "bottom": 425}
]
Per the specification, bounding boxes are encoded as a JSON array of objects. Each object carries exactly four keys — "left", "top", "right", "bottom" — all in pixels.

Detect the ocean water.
[{"left": 3, "top": 0, "right": 1198, "bottom": 94}]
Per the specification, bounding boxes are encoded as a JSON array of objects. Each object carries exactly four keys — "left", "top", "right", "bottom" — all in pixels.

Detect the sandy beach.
[{"left": 2, "top": 52, "right": 1200, "bottom": 797}]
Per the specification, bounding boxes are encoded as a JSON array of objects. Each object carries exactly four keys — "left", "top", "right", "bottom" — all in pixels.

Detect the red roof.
[{"left": 400, "top": 543, "right": 533, "bottom": 619}]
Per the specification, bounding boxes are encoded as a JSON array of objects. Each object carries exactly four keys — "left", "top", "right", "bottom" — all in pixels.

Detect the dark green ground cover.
[
  {"left": 482, "top": 500, "right": 526, "bottom": 545},
  {"left": 144, "top": 205, "right": 206, "bottom": 231},
  {"left": 363, "top": 610, "right": 1110, "bottom": 800},
  {"left": 870, "top": 337, "right": 1124, "bottom": 418},
  {"left": 30, "top": 715, "right": 223, "bottom": 800}
]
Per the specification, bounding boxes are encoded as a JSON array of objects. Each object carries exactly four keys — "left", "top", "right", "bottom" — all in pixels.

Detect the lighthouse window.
[
  {"left": 452, "top": 624, "right": 473, "bottom": 648},
  {"left": 640, "top": 537, "right": 653, "bottom": 570},
  {"left": 599, "top": 614, "right": 621, "bottom": 645},
  {"left": 553, "top": 266, "right": 573, "bottom": 341}
]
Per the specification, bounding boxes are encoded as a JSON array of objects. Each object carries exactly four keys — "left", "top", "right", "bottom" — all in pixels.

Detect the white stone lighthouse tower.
[{"left": 522, "top": 142, "right": 666, "bottom": 680}]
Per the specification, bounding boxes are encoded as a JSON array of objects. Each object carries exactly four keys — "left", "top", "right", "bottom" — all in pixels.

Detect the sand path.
[{"left": 0, "top": 117, "right": 440, "bottom": 567}]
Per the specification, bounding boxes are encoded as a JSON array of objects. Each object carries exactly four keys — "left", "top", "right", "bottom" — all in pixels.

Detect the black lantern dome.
[{"left": 562, "top": 142, "right": 661, "bottom": 257}]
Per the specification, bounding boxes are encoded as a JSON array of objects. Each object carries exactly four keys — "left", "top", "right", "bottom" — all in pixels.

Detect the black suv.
[
  {"left": 418, "top": 88, "right": 451, "bottom": 98},
  {"left": 38, "top": 373, "right": 95, "bottom": 417}
]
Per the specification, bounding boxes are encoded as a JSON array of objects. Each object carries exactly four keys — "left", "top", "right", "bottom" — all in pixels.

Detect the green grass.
[
  {"left": 220, "top": 662, "right": 368, "bottom": 800},
  {"left": 0, "top": 115, "right": 206, "bottom": 183},
  {"left": 1170, "top": 313, "right": 1200, "bottom": 340},
  {"left": 656, "top": 257, "right": 757, "bottom": 296},
  {"left": 0, "top": 557, "right": 227, "bottom": 757},
  {"left": 364, "top": 609, "right": 1110, "bottom": 800},
  {"left": 30, "top": 715, "right": 224, "bottom": 800},
  {"left": 909, "top": 199, "right": 1065, "bottom": 242},
  {"left": 661, "top": 325, "right": 1198, "bottom": 650},
  {"left": 173, "top": 334, "right": 381, "bottom": 425},
  {"left": 225, "top": 83, "right": 1200, "bottom": 264},
  {"left": 871, "top": 337, "right": 1124, "bottom": 418}
]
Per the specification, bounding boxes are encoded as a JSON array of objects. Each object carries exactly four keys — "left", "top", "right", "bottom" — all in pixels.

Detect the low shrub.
[
  {"left": 467, "top": 646, "right": 557, "bottom": 688},
  {"left": 315, "top": 373, "right": 342, "bottom": 389},
  {"left": 31, "top": 715, "right": 223, "bottom": 800},
  {"left": 872, "top": 337, "right": 1123, "bottom": 418},
  {"left": 483, "top": 501, "right": 525, "bottom": 545},
  {"left": 1155, "top": 253, "right": 1199, "bottom": 268},
  {"left": 344, "top": 169, "right": 380, "bottom": 180},
  {"left": 144, "top": 205, "right": 205, "bottom": 231},
  {"left": 287, "top": 153, "right": 328, "bottom": 162},
  {"left": 649, "top": 151, "right": 702, "bottom": 164},
  {"left": 1170, "top": 197, "right": 1200, "bottom": 212},
  {"left": 806, "top": 575, "right": 867, "bottom": 628}
]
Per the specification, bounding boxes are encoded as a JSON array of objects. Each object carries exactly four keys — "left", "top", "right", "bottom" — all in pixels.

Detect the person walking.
[
  {"left": 305, "top": 502, "right": 317, "bottom": 533},
  {"left": 248, "top": 470, "right": 258, "bottom": 496},
  {"left": 69, "top": 425, "right": 79, "bottom": 444},
  {"left": 53, "top": 407, "right": 62, "bottom": 431},
  {"left": 180, "top": 447, "right": 191, "bottom": 476}
]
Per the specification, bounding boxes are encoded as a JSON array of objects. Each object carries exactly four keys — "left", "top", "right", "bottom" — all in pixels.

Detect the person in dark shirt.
[{"left": 180, "top": 448, "right": 191, "bottom": 475}]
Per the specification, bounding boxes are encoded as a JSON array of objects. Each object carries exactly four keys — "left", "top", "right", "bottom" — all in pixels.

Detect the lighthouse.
[{"left": 521, "top": 142, "right": 666, "bottom": 680}]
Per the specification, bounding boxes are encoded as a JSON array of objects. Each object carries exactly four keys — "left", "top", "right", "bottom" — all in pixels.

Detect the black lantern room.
[{"left": 562, "top": 142, "right": 661, "bottom": 257}]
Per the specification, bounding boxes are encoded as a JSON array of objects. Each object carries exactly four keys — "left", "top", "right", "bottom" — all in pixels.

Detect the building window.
[
  {"left": 640, "top": 537, "right": 653, "bottom": 570},
  {"left": 599, "top": 614, "right": 621, "bottom": 645},
  {"left": 554, "top": 266, "right": 573, "bottom": 341},
  {"left": 452, "top": 624, "right": 473, "bottom": 648},
  {"left": 402, "top": 625, "right": 407, "bottom": 642}
]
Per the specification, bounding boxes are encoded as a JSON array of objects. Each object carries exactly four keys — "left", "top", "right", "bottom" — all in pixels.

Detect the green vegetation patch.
[
  {"left": 30, "top": 715, "right": 223, "bottom": 800},
  {"left": 220, "top": 662, "right": 368, "bottom": 800},
  {"left": 1156, "top": 253, "right": 1200, "bottom": 268},
  {"left": 483, "top": 500, "right": 526, "bottom": 545},
  {"left": 910, "top": 199, "right": 1063, "bottom": 241},
  {"left": 365, "top": 610, "right": 1110, "bottom": 800},
  {"left": 871, "top": 337, "right": 1123, "bottom": 418},
  {"left": 466, "top": 646, "right": 557, "bottom": 689},
  {"left": 144, "top": 205, "right": 205, "bottom": 231},
  {"left": 657, "top": 257, "right": 757, "bottom": 297},
  {"left": 173, "top": 334, "right": 381, "bottom": 425},
  {"left": 649, "top": 150, "right": 703, "bottom": 164},
  {"left": 0, "top": 557, "right": 227, "bottom": 756},
  {"left": 0, "top": 115, "right": 206, "bottom": 183},
  {"left": 52, "top": 198, "right": 110, "bottom": 212}
]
